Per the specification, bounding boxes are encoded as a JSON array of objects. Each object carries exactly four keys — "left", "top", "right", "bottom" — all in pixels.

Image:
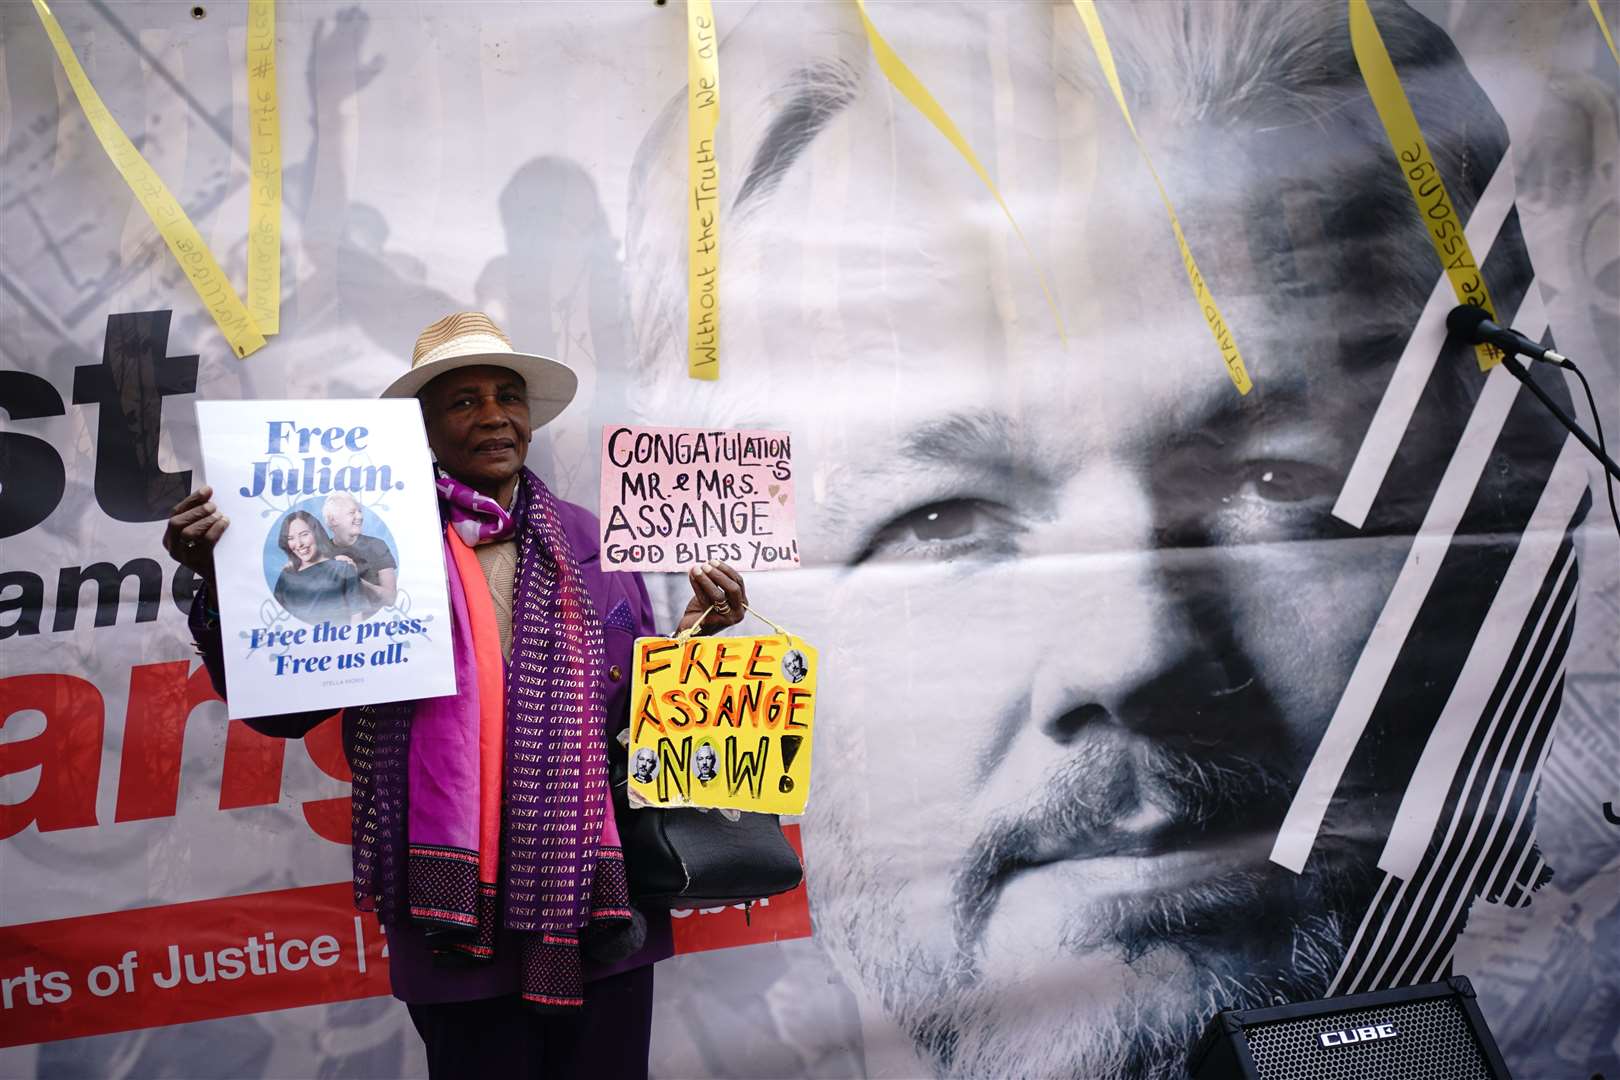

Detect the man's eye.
[
  {"left": 856, "top": 499, "right": 1022, "bottom": 563},
  {"left": 902, "top": 501, "right": 979, "bottom": 540},
  {"left": 1234, "top": 460, "right": 1338, "bottom": 504}
]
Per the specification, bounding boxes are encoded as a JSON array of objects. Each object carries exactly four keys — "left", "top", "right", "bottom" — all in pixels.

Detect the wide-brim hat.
[{"left": 381, "top": 311, "right": 578, "bottom": 429}]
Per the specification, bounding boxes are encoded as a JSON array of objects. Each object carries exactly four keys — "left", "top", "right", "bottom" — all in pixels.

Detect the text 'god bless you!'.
[{"left": 240, "top": 422, "right": 406, "bottom": 498}]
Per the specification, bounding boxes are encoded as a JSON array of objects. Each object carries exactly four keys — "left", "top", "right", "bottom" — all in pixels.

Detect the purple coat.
[{"left": 189, "top": 497, "right": 673, "bottom": 1004}]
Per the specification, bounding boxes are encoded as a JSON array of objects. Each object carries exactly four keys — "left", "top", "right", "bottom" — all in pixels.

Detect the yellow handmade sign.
[{"left": 629, "top": 628, "right": 817, "bottom": 815}]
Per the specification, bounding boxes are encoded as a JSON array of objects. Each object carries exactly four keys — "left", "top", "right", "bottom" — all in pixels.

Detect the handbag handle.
[{"left": 676, "top": 603, "right": 800, "bottom": 647}]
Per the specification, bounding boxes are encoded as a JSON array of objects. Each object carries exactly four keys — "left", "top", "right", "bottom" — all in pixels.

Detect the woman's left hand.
[{"left": 676, "top": 561, "right": 748, "bottom": 634}]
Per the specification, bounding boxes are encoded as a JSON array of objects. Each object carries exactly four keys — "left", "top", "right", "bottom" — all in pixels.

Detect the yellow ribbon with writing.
[
  {"left": 1071, "top": 0, "right": 1252, "bottom": 395},
  {"left": 31, "top": 0, "right": 277, "bottom": 358},
  {"left": 687, "top": 0, "right": 720, "bottom": 380},
  {"left": 853, "top": 0, "right": 1069, "bottom": 345},
  {"left": 1591, "top": 0, "right": 1620, "bottom": 68},
  {"left": 1349, "top": 0, "right": 1500, "bottom": 370},
  {"left": 247, "top": 0, "right": 281, "bottom": 336}
]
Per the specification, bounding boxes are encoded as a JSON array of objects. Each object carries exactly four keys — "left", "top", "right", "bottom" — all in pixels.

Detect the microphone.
[
  {"left": 1445, "top": 304, "right": 1620, "bottom": 484},
  {"left": 1445, "top": 304, "right": 1568, "bottom": 365}
]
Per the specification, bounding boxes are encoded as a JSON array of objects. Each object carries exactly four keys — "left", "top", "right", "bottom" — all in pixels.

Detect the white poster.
[{"left": 195, "top": 399, "right": 454, "bottom": 719}]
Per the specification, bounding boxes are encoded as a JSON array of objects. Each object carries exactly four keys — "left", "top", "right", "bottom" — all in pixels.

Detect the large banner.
[{"left": 2, "top": 2, "right": 1617, "bottom": 1077}]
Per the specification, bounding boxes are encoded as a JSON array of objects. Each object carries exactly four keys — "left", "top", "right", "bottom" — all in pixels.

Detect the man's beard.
[
  {"left": 905, "top": 873, "right": 1363, "bottom": 1078},
  {"left": 810, "top": 736, "right": 1383, "bottom": 1079}
]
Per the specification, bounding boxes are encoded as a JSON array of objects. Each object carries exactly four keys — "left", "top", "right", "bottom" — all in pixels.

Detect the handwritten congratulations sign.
[
  {"left": 196, "top": 400, "right": 454, "bottom": 719},
  {"left": 600, "top": 425, "right": 799, "bottom": 573},
  {"left": 629, "top": 633, "right": 817, "bottom": 815}
]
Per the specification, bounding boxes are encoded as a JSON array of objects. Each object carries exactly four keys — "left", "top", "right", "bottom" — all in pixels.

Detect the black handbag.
[{"left": 609, "top": 745, "right": 804, "bottom": 908}]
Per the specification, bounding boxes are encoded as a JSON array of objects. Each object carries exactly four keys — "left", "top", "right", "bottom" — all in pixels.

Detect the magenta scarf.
[{"left": 349, "top": 468, "right": 632, "bottom": 1010}]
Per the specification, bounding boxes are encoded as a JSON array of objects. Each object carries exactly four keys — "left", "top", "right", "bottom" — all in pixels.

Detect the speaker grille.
[{"left": 1244, "top": 997, "right": 1493, "bottom": 1080}]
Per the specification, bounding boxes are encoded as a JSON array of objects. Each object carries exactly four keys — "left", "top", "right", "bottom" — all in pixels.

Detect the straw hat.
[{"left": 382, "top": 312, "right": 578, "bottom": 429}]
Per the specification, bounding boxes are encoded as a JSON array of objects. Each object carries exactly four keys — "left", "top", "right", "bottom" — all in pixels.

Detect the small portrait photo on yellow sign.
[{"left": 628, "top": 632, "right": 817, "bottom": 814}]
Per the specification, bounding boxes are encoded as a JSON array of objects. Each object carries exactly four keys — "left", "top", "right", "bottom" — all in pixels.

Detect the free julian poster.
[{"left": 195, "top": 400, "right": 455, "bottom": 719}]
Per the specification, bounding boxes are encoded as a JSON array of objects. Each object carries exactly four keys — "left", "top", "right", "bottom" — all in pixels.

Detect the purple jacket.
[{"left": 189, "top": 497, "right": 674, "bottom": 1004}]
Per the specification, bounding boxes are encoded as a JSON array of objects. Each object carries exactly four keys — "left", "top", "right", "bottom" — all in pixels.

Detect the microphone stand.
[{"left": 1498, "top": 353, "right": 1620, "bottom": 481}]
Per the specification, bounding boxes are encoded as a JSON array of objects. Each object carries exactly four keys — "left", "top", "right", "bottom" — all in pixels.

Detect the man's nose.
[{"left": 1021, "top": 464, "right": 1238, "bottom": 744}]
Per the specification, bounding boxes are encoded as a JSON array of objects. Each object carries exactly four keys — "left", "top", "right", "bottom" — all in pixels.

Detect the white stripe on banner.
[
  {"left": 1413, "top": 726, "right": 1559, "bottom": 983},
  {"left": 1377, "top": 435, "right": 1590, "bottom": 877},
  {"left": 1513, "top": 854, "right": 1546, "bottom": 908},
  {"left": 1337, "top": 556, "right": 1574, "bottom": 994},
  {"left": 1327, "top": 872, "right": 1396, "bottom": 996},
  {"left": 1389, "top": 645, "right": 1567, "bottom": 988},
  {"left": 1489, "top": 814, "right": 1546, "bottom": 912},
  {"left": 1334, "top": 159, "right": 1518, "bottom": 528},
  {"left": 1270, "top": 290, "right": 1547, "bottom": 874}
]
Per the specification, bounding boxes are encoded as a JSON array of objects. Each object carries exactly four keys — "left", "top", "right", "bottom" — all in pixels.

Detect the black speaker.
[{"left": 1188, "top": 976, "right": 1512, "bottom": 1080}]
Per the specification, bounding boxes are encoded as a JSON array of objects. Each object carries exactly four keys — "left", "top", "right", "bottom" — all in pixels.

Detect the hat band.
[{"left": 415, "top": 332, "right": 516, "bottom": 370}]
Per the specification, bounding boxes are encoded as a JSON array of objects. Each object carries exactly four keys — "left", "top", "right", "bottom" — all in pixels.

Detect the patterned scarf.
[{"left": 348, "top": 468, "right": 632, "bottom": 1010}]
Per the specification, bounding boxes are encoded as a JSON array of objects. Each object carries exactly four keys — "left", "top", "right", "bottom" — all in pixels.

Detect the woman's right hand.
[{"left": 163, "top": 486, "right": 230, "bottom": 583}]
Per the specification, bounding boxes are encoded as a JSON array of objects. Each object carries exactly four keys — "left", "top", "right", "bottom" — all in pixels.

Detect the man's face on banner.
[
  {"left": 631, "top": 15, "right": 1496, "bottom": 1076},
  {"left": 777, "top": 142, "right": 1405, "bottom": 1079}
]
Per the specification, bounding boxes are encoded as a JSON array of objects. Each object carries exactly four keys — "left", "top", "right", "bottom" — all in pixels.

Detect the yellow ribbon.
[
  {"left": 31, "top": 0, "right": 275, "bottom": 358},
  {"left": 247, "top": 0, "right": 281, "bottom": 336},
  {"left": 853, "top": 0, "right": 1069, "bottom": 345},
  {"left": 1349, "top": 0, "right": 1500, "bottom": 370},
  {"left": 1071, "top": 0, "right": 1252, "bottom": 395},
  {"left": 1592, "top": 0, "right": 1620, "bottom": 68},
  {"left": 687, "top": 0, "right": 721, "bottom": 380}
]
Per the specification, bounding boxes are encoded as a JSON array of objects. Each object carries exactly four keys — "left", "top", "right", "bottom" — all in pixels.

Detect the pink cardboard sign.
[{"left": 600, "top": 425, "right": 799, "bottom": 573}]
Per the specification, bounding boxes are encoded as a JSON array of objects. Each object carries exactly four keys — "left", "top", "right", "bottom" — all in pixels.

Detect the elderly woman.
[{"left": 163, "top": 312, "right": 747, "bottom": 1080}]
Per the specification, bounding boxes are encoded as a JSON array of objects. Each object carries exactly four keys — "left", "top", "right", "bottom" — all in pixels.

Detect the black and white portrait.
[
  {"left": 694, "top": 741, "right": 719, "bottom": 784},
  {"left": 632, "top": 747, "right": 660, "bottom": 785},
  {"left": 3, "top": 2, "right": 1614, "bottom": 1078},
  {"left": 625, "top": 3, "right": 1586, "bottom": 1076},
  {"left": 779, "top": 649, "right": 808, "bottom": 685}
]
